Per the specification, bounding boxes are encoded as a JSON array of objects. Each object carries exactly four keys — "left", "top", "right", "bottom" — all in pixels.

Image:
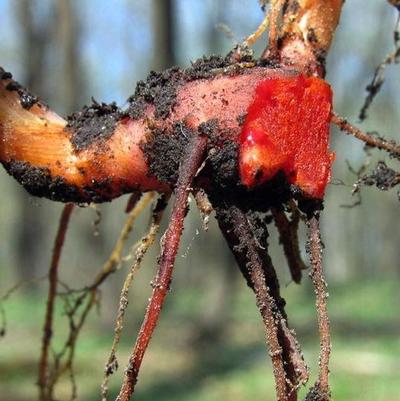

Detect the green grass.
[{"left": 1, "top": 279, "right": 399, "bottom": 401}]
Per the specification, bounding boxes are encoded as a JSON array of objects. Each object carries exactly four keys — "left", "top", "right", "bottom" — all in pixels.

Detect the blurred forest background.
[{"left": 0, "top": 1, "right": 399, "bottom": 401}]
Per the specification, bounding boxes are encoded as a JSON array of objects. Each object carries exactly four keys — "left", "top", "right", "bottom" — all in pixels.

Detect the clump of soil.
[
  {"left": 141, "top": 122, "right": 194, "bottom": 185},
  {"left": 1, "top": 67, "right": 39, "bottom": 110},
  {"left": 356, "top": 161, "right": 400, "bottom": 191},
  {"left": 4, "top": 160, "right": 81, "bottom": 202},
  {"left": 127, "top": 67, "right": 184, "bottom": 120},
  {"left": 66, "top": 99, "right": 123, "bottom": 151},
  {"left": 4, "top": 160, "right": 117, "bottom": 203}
]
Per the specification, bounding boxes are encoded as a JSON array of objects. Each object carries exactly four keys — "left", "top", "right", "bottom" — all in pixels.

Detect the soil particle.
[
  {"left": 0, "top": 67, "right": 12, "bottom": 80},
  {"left": 204, "top": 135, "right": 322, "bottom": 214},
  {"left": 197, "top": 119, "right": 241, "bottom": 191},
  {"left": 297, "top": 198, "right": 323, "bottom": 217},
  {"left": 209, "top": 172, "right": 295, "bottom": 212},
  {"left": 82, "top": 178, "right": 115, "bottom": 203},
  {"left": 128, "top": 66, "right": 184, "bottom": 120},
  {"left": 198, "top": 119, "right": 219, "bottom": 139},
  {"left": 66, "top": 98, "right": 122, "bottom": 151},
  {"left": 185, "top": 55, "right": 232, "bottom": 80},
  {"left": 307, "top": 28, "right": 318, "bottom": 44},
  {"left": 200, "top": 120, "right": 292, "bottom": 212},
  {"left": 207, "top": 139, "right": 240, "bottom": 191},
  {"left": 356, "top": 161, "right": 400, "bottom": 191},
  {"left": 236, "top": 113, "right": 247, "bottom": 127},
  {"left": 3, "top": 160, "right": 118, "bottom": 203},
  {"left": 141, "top": 122, "right": 194, "bottom": 185},
  {"left": 125, "top": 97, "right": 147, "bottom": 120},
  {"left": 226, "top": 45, "right": 256, "bottom": 64},
  {"left": 304, "top": 385, "right": 330, "bottom": 401},
  {"left": 0, "top": 67, "right": 39, "bottom": 110},
  {"left": 4, "top": 160, "right": 81, "bottom": 202},
  {"left": 286, "top": 0, "right": 300, "bottom": 15}
]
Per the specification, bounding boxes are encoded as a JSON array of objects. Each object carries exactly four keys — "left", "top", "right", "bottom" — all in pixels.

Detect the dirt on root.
[
  {"left": 356, "top": 161, "right": 400, "bottom": 191},
  {"left": 127, "top": 66, "right": 184, "bottom": 120},
  {"left": 141, "top": 122, "right": 193, "bottom": 185},
  {"left": 3, "top": 160, "right": 117, "bottom": 203},
  {"left": 126, "top": 53, "right": 259, "bottom": 121},
  {"left": 66, "top": 99, "right": 123, "bottom": 151},
  {"left": 304, "top": 384, "right": 330, "bottom": 401},
  {"left": 1, "top": 67, "right": 39, "bottom": 110},
  {"left": 67, "top": 55, "right": 240, "bottom": 150},
  {"left": 142, "top": 116, "right": 323, "bottom": 214}
]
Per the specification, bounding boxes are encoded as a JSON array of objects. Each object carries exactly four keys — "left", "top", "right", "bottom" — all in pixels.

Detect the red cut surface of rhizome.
[{"left": 239, "top": 74, "right": 335, "bottom": 199}]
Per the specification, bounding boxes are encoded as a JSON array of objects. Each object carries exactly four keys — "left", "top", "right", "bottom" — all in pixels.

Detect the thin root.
[
  {"left": 359, "top": 11, "right": 400, "bottom": 120},
  {"left": 267, "top": 0, "right": 284, "bottom": 57},
  {"left": 306, "top": 214, "right": 331, "bottom": 400},
  {"left": 332, "top": 112, "right": 400, "bottom": 158},
  {"left": 215, "top": 205, "right": 309, "bottom": 401},
  {"left": 242, "top": 10, "right": 270, "bottom": 48},
  {"left": 44, "top": 194, "right": 155, "bottom": 398},
  {"left": 0, "top": 274, "right": 48, "bottom": 337},
  {"left": 38, "top": 203, "right": 75, "bottom": 401},
  {"left": 101, "top": 195, "right": 169, "bottom": 401},
  {"left": 272, "top": 205, "right": 307, "bottom": 284},
  {"left": 91, "top": 192, "right": 155, "bottom": 289},
  {"left": 116, "top": 134, "right": 207, "bottom": 401}
]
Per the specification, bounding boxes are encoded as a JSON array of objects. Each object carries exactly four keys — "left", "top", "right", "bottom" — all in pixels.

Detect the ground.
[{"left": 1, "top": 279, "right": 399, "bottom": 401}]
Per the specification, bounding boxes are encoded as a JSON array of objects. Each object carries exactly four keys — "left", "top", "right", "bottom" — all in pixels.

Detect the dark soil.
[
  {"left": 3, "top": 160, "right": 118, "bottom": 203},
  {"left": 1, "top": 67, "right": 39, "bottom": 110},
  {"left": 66, "top": 99, "right": 123, "bottom": 151},
  {"left": 141, "top": 122, "right": 193, "bottom": 185},
  {"left": 4, "top": 160, "right": 81, "bottom": 202},
  {"left": 72, "top": 54, "right": 249, "bottom": 150},
  {"left": 203, "top": 136, "right": 297, "bottom": 213},
  {"left": 127, "top": 66, "right": 184, "bottom": 120},
  {"left": 304, "top": 384, "right": 330, "bottom": 401},
  {"left": 126, "top": 53, "right": 259, "bottom": 121},
  {"left": 140, "top": 113, "right": 320, "bottom": 214},
  {"left": 0, "top": 67, "right": 12, "bottom": 81},
  {"left": 356, "top": 161, "right": 400, "bottom": 191}
]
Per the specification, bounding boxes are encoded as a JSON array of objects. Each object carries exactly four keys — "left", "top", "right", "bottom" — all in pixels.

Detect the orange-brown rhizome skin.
[{"left": 0, "top": 64, "right": 334, "bottom": 202}]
